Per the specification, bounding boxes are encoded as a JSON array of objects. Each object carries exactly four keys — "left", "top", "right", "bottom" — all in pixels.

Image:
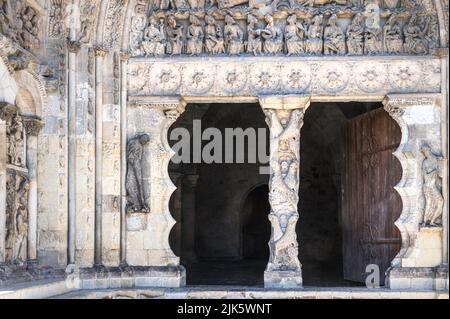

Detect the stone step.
[
  {"left": 0, "top": 279, "right": 75, "bottom": 299},
  {"left": 52, "top": 286, "right": 449, "bottom": 300}
]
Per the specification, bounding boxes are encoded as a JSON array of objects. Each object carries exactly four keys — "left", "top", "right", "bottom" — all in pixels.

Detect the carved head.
[
  {"left": 287, "top": 14, "right": 297, "bottom": 25},
  {"left": 167, "top": 15, "right": 176, "bottom": 27},
  {"left": 420, "top": 143, "right": 433, "bottom": 158},
  {"left": 189, "top": 15, "right": 201, "bottom": 26},
  {"left": 225, "top": 15, "right": 235, "bottom": 25},
  {"left": 328, "top": 14, "right": 338, "bottom": 26},
  {"left": 139, "top": 134, "right": 150, "bottom": 145},
  {"left": 265, "top": 14, "right": 273, "bottom": 25},
  {"left": 247, "top": 14, "right": 257, "bottom": 25},
  {"left": 205, "top": 15, "right": 215, "bottom": 25}
]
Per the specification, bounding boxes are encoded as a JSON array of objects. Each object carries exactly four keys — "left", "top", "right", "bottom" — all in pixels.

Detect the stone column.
[
  {"left": 181, "top": 174, "right": 199, "bottom": 263},
  {"left": 259, "top": 95, "right": 310, "bottom": 289},
  {"left": 94, "top": 47, "right": 108, "bottom": 266},
  {"left": 125, "top": 97, "right": 186, "bottom": 287},
  {"left": 0, "top": 105, "right": 9, "bottom": 263},
  {"left": 169, "top": 172, "right": 183, "bottom": 257},
  {"left": 67, "top": 40, "right": 81, "bottom": 265},
  {"left": 23, "top": 116, "right": 44, "bottom": 262},
  {"left": 383, "top": 94, "right": 447, "bottom": 290}
]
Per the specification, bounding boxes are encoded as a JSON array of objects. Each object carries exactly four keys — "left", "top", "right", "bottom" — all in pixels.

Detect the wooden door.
[{"left": 341, "top": 108, "right": 402, "bottom": 284}]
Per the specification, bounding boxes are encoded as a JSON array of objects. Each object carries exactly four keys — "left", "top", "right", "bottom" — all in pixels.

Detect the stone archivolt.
[{"left": 129, "top": 1, "right": 440, "bottom": 57}]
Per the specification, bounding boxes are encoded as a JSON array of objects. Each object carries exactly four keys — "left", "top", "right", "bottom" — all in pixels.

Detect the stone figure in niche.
[
  {"left": 205, "top": 15, "right": 225, "bottom": 54},
  {"left": 420, "top": 144, "right": 443, "bottom": 226},
  {"left": 0, "top": 0, "right": 14, "bottom": 38},
  {"left": 306, "top": 14, "right": 323, "bottom": 54},
  {"left": 224, "top": 15, "right": 244, "bottom": 55},
  {"left": 141, "top": 16, "right": 166, "bottom": 57},
  {"left": 425, "top": 14, "right": 439, "bottom": 51},
  {"left": 129, "top": 15, "right": 147, "bottom": 56},
  {"left": 186, "top": 15, "right": 204, "bottom": 56},
  {"left": 246, "top": 14, "right": 262, "bottom": 56},
  {"left": 7, "top": 113, "right": 25, "bottom": 167},
  {"left": 323, "top": 14, "right": 346, "bottom": 55},
  {"left": 383, "top": 14, "right": 403, "bottom": 54},
  {"left": 261, "top": 14, "right": 283, "bottom": 54},
  {"left": 364, "top": 20, "right": 382, "bottom": 55},
  {"left": 284, "top": 14, "right": 306, "bottom": 56},
  {"left": 170, "top": 0, "right": 190, "bottom": 10},
  {"left": 21, "top": 6, "right": 40, "bottom": 50},
  {"left": 187, "top": 0, "right": 206, "bottom": 9},
  {"left": 403, "top": 13, "right": 429, "bottom": 54},
  {"left": 5, "top": 174, "right": 29, "bottom": 263},
  {"left": 346, "top": 13, "right": 365, "bottom": 55},
  {"left": 166, "top": 15, "right": 184, "bottom": 56},
  {"left": 126, "top": 134, "right": 151, "bottom": 214}
]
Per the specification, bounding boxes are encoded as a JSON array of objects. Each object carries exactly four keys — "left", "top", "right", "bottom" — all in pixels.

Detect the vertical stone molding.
[
  {"left": 125, "top": 97, "right": 186, "bottom": 287},
  {"left": 383, "top": 94, "right": 446, "bottom": 290},
  {"left": 0, "top": 112, "right": 7, "bottom": 263},
  {"left": 259, "top": 95, "right": 311, "bottom": 289},
  {"left": 23, "top": 116, "right": 44, "bottom": 262},
  {"left": 181, "top": 174, "right": 199, "bottom": 263}
]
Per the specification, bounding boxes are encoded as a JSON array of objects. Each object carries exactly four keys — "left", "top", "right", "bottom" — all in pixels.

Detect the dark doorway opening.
[
  {"left": 168, "top": 103, "right": 269, "bottom": 286},
  {"left": 298, "top": 102, "right": 402, "bottom": 287}
]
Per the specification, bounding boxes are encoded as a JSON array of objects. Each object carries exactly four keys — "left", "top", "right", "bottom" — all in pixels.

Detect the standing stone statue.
[
  {"left": 261, "top": 14, "right": 283, "bottom": 55},
  {"left": 420, "top": 144, "right": 443, "bottom": 226},
  {"left": 346, "top": 13, "right": 365, "bottom": 55},
  {"left": 224, "top": 15, "right": 244, "bottom": 55},
  {"left": 7, "top": 113, "right": 25, "bottom": 167},
  {"left": 5, "top": 174, "right": 29, "bottom": 263},
  {"left": 126, "top": 134, "right": 151, "bottom": 214},
  {"left": 306, "top": 14, "right": 323, "bottom": 54},
  {"left": 166, "top": 15, "right": 184, "bottom": 56},
  {"left": 383, "top": 14, "right": 403, "bottom": 54},
  {"left": 246, "top": 14, "right": 262, "bottom": 56},
  {"left": 204, "top": 15, "right": 225, "bottom": 54},
  {"left": 323, "top": 14, "right": 346, "bottom": 55},
  {"left": 284, "top": 14, "right": 305, "bottom": 56},
  {"left": 186, "top": 15, "right": 204, "bottom": 56}
]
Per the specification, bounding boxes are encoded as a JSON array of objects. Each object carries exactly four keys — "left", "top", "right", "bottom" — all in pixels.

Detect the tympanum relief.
[{"left": 127, "top": 0, "right": 440, "bottom": 57}]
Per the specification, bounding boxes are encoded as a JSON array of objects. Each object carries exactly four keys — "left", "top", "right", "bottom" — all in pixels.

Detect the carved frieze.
[
  {"left": 127, "top": 0, "right": 441, "bottom": 58},
  {"left": 128, "top": 57, "right": 441, "bottom": 97}
]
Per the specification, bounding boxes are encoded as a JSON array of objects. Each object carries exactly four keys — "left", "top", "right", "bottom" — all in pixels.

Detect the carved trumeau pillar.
[
  {"left": 383, "top": 94, "right": 447, "bottom": 290},
  {"left": 125, "top": 97, "right": 186, "bottom": 287},
  {"left": 259, "top": 95, "right": 310, "bottom": 289}
]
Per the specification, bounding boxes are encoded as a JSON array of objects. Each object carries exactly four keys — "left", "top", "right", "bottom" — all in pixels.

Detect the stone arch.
[{"left": 14, "top": 70, "right": 47, "bottom": 117}]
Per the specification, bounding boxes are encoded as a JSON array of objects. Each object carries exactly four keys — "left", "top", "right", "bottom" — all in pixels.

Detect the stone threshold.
[
  {"left": 0, "top": 279, "right": 75, "bottom": 299},
  {"left": 52, "top": 286, "right": 450, "bottom": 299}
]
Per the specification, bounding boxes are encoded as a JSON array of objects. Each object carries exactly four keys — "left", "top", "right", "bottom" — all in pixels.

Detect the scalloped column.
[
  {"left": 125, "top": 97, "right": 186, "bottom": 286},
  {"left": 259, "top": 95, "right": 310, "bottom": 289},
  {"left": 383, "top": 94, "right": 446, "bottom": 290}
]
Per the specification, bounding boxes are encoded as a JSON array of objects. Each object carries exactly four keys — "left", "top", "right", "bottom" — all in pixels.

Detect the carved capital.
[
  {"left": 120, "top": 51, "right": 130, "bottom": 62},
  {"left": 22, "top": 116, "right": 44, "bottom": 136},
  {"left": 0, "top": 103, "right": 18, "bottom": 121},
  {"left": 129, "top": 97, "right": 187, "bottom": 122},
  {"left": 94, "top": 47, "right": 109, "bottom": 57},
  {"left": 259, "top": 95, "right": 311, "bottom": 111},
  {"left": 383, "top": 94, "right": 440, "bottom": 120},
  {"left": 67, "top": 40, "right": 81, "bottom": 53}
]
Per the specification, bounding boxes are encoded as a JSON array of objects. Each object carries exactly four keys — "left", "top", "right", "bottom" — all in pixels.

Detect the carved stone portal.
[{"left": 260, "top": 95, "right": 310, "bottom": 289}]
